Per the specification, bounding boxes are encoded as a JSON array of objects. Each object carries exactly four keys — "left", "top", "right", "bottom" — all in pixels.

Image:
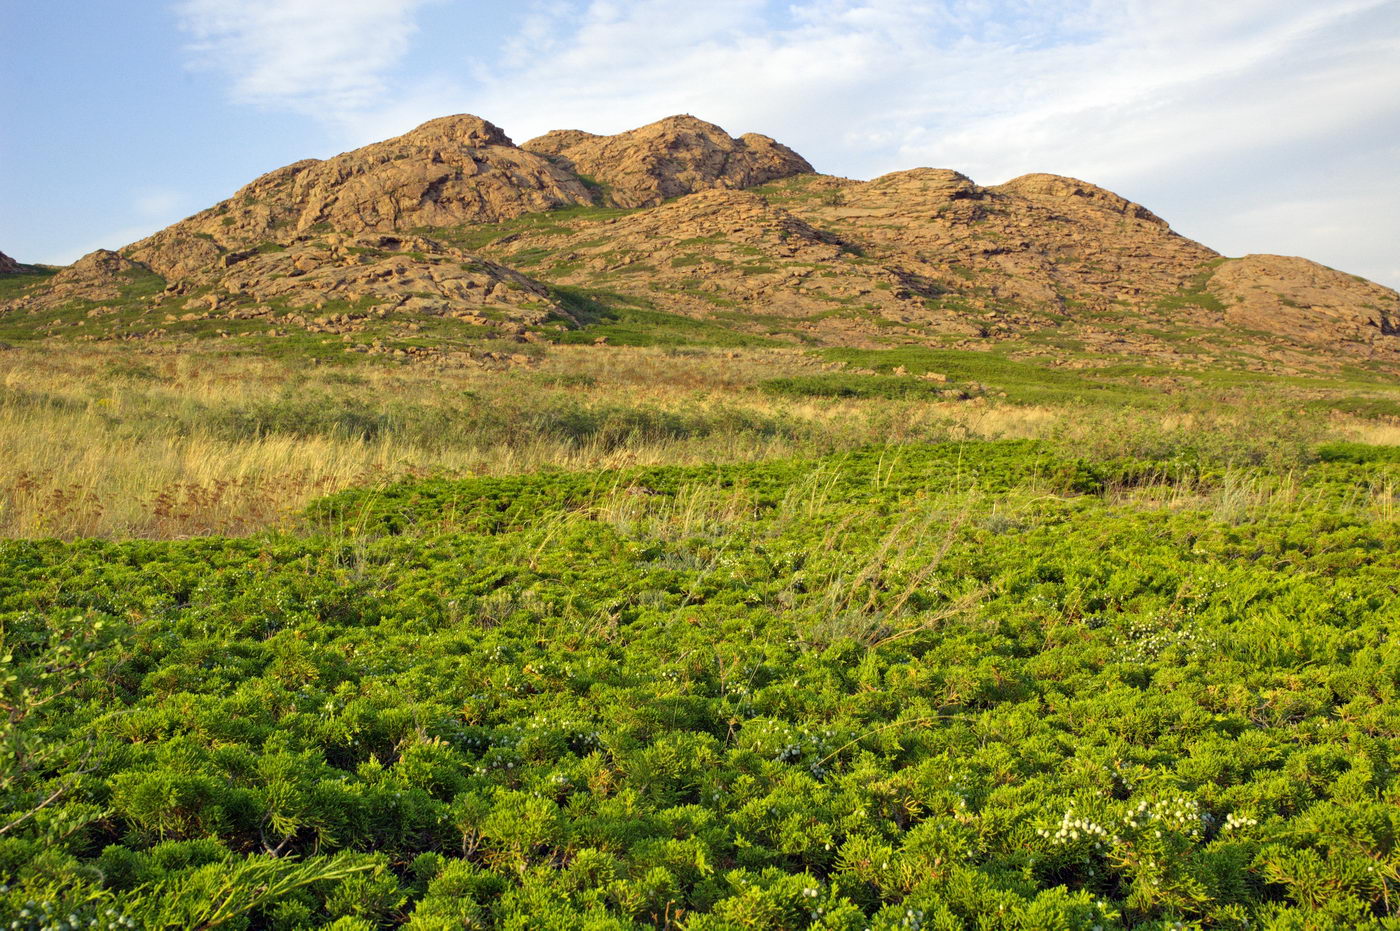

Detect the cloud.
[
  {"left": 445, "top": 0, "right": 1400, "bottom": 286},
  {"left": 456, "top": 0, "right": 1397, "bottom": 176},
  {"left": 174, "top": 0, "right": 436, "bottom": 118}
]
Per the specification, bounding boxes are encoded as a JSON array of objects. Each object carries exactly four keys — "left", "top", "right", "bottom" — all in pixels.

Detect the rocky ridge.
[
  {"left": 808, "top": 167, "right": 1219, "bottom": 315},
  {"left": 523, "top": 115, "right": 814, "bottom": 208},
  {"left": 152, "top": 232, "right": 569, "bottom": 336},
  {"left": 493, "top": 189, "right": 977, "bottom": 341},
  {"left": 475, "top": 164, "right": 1398, "bottom": 364},
  {"left": 123, "top": 115, "right": 598, "bottom": 281},
  {"left": 20, "top": 249, "right": 149, "bottom": 309},
  {"left": 3, "top": 113, "right": 1397, "bottom": 370},
  {"left": 0, "top": 251, "right": 21, "bottom": 275}
]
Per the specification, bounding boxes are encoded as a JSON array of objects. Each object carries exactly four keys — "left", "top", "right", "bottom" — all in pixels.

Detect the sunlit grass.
[{"left": 0, "top": 341, "right": 1394, "bottom": 538}]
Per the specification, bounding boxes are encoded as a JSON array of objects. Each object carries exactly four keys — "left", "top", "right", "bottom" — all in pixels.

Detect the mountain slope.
[
  {"left": 1209, "top": 253, "right": 1398, "bottom": 344},
  {"left": 125, "top": 115, "right": 596, "bottom": 281}
]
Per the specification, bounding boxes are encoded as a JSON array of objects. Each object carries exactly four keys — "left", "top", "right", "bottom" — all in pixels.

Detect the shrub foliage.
[{"left": 3, "top": 441, "right": 1400, "bottom": 928}]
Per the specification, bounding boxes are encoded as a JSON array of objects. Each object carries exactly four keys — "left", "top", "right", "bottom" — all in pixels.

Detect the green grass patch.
[
  {"left": 819, "top": 347, "right": 1159, "bottom": 406},
  {"left": 1155, "top": 260, "right": 1228, "bottom": 314},
  {"left": 760, "top": 374, "right": 967, "bottom": 400},
  {"left": 0, "top": 267, "right": 168, "bottom": 342},
  {"left": 1315, "top": 440, "right": 1400, "bottom": 463},
  {"left": 549, "top": 287, "right": 779, "bottom": 348},
  {"left": 0, "top": 266, "right": 59, "bottom": 302},
  {"left": 1305, "top": 395, "right": 1400, "bottom": 420}
]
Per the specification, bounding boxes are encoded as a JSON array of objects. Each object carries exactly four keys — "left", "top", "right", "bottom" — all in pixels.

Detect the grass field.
[
  {"left": 1, "top": 340, "right": 1396, "bottom": 539},
  {"left": 3, "top": 327, "right": 1400, "bottom": 928}
]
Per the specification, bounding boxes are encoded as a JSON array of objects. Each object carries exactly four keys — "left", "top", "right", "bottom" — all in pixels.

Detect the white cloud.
[
  {"left": 444, "top": 0, "right": 1400, "bottom": 286},
  {"left": 455, "top": 0, "right": 1397, "bottom": 176},
  {"left": 174, "top": 0, "right": 436, "bottom": 118}
]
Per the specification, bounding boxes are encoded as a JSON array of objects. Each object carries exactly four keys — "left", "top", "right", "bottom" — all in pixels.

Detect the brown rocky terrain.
[
  {"left": 466, "top": 164, "right": 1399, "bottom": 364},
  {"left": 787, "top": 167, "right": 1221, "bottom": 320},
  {"left": 207, "top": 233, "right": 561, "bottom": 322},
  {"left": 0, "top": 251, "right": 21, "bottom": 275},
  {"left": 483, "top": 189, "right": 978, "bottom": 343},
  {"left": 523, "top": 115, "right": 814, "bottom": 208},
  {"left": 3, "top": 112, "right": 1397, "bottom": 370},
  {"left": 17, "top": 249, "right": 148, "bottom": 309},
  {"left": 124, "top": 115, "right": 598, "bottom": 280},
  {"left": 1209, "top": 254, "right": 1397, "bottom": 345}
]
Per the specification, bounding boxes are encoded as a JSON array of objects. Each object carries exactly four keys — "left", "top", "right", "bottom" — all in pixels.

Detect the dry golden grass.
[
  {"left": 0, "top": 345, "right": 1060, "bottom": 537},
  {"left": 0, "top": 342, "right": 1393, "bottom": 539},
  {"left": 1343, "top": 418, "right": 1400, "bottom": 447}
]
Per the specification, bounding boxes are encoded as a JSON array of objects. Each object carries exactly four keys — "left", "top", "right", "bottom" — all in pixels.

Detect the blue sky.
[{"left": 3, "top": 0, "right": 1398, "bottom": 287}]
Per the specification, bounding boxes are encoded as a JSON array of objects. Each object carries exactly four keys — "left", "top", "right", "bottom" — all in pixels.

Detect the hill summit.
[
  {"left": 2, "top": 113, "right": 1397, "bottom": 371},
  {"left": 523, "top": 114, "right": 814, "bottom": 207}
]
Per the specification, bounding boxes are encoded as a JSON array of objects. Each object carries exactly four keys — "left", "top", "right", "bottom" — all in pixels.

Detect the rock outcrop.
[
  {"left": 125, "top": 115, "right": 596, "bottom": 279},
  {"left": 18, "top": 249, "right": 153, "bottom": 309},
  {"left": 1209, "top": 254, "right": 1399, "bottom": 345},
  {"left": 209, "top": 233, "right": 566, "bottom": 325},
  {"left": 523, "top": 115, "right": 813, "bottom": 208},
  {"left": 0, "top": 251, "right": 21, "bottom": 274},
  {"left": 466, "top": 164, "right": 1400, "bottom": 362},
  {"left": 811, "top": 168, "right": 1220, "bottom": 315},
  {"left": 489, "top": 189, "right": 972, "bottom": 343},
  {"left": 996, "top": 173, "right": 1168, "bottom": 226}
]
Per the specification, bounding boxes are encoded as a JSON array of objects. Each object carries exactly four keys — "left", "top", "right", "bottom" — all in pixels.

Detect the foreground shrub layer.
[{"left": 3, "top": 442, "right": 1400, "bottom": 929}]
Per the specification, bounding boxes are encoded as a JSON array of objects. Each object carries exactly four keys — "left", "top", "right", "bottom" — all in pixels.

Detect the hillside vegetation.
[{"left": 3, "top": 113, "right": 1400, "bottom": 929}]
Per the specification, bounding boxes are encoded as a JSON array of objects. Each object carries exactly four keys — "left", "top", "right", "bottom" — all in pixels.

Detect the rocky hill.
[
  {"left": 123, "top": 115, "right": 595, "bottom": 282},
  {"left": 2, "top": 113, "right": 1396, "bottom": 371},
  {"left": 523, "top": 115, "right": 814, "bottom": 207}
]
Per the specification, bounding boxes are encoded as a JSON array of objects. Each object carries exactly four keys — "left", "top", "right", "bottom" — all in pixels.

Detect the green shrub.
[{"left": 5, "top": 441, "right": 1400, "bottom": 925}]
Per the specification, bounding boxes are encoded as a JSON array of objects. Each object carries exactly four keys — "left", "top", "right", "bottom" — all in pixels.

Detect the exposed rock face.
[
  {"left": 523, "top": 115, "right": 814, "bottom": 208},
  {"left": 1209, "top": 254, "right": 1399, "bottom": 344},
  {"left": 60, "top": 248, "right": 144, "bottom": 280},
  {"left": 212, "top": 233, "right": 565, "bottom": 324},
  {"left": 493, "top": 189, "right": 972, "bottom": 343},
  {"left": 20, "top": 249, "right": 153, "bottom": 308},
  {"left": 469, "top": 164, "right": 1400, "bottom": 362},
  {"left": 853, "top": 168, "right": 985, "bottom": 202},
  {"left": 0, "top": 251, "right": 21, "bottom": 274},
  {"left": 996, "top": 173, "right": 1168, "bottom": 226},
  {"left": 396, "top": 114, "right": 513, "bottom": 149},
  {"left": 456, "top": 166, "right": 1232, "bottom": 352},
  {"left": 524, "top": 129, "right": 602, "bottom": 155},
  {"left": 790, "top": 169, "right": 1220, "bottom": 323},
  {"left": 126, "top": 115, "right": 596, "bottom": 279}
]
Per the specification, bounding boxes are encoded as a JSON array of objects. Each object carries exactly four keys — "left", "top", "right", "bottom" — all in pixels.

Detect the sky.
[{"left": 2, "top": 0, "right": 1398, "bottom": 288}]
